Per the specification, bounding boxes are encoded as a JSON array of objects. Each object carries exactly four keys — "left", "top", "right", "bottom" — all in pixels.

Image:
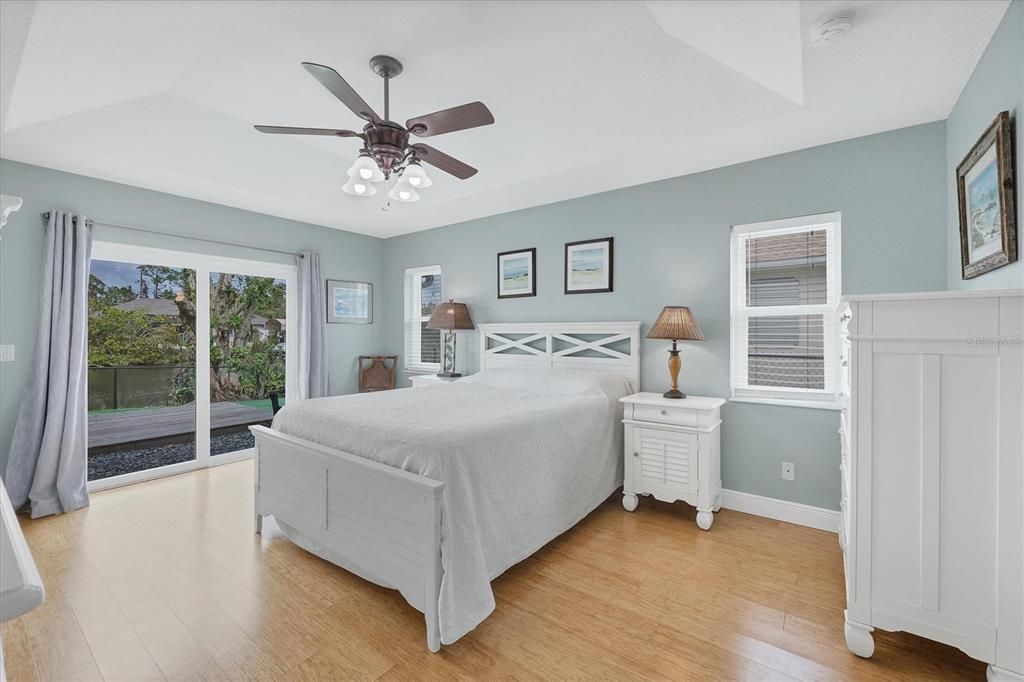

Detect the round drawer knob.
[
  {"left": 660, "top": 409, "right": 667, "bottom": 416},
  {"left": 633, "top": 452, "right": 639, "bottom": 458}
]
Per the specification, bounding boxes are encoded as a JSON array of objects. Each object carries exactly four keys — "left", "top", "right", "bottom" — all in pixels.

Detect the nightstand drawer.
[{"left": 629, "top": 403, "right": 700, "bottom": 428}]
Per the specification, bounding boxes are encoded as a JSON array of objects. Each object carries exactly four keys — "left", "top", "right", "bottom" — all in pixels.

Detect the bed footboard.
[{"left": 249, "top": 425, "right": 445, "bottom": 652}]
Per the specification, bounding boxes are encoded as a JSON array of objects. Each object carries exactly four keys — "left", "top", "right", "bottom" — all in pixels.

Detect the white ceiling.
[{"left": 0, "top": 0, "right": 1010, "bottom": 238}]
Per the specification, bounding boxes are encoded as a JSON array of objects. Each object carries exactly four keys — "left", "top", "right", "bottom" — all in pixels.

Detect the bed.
[{"left": 250, "top": 321, "right": 640, "bottom": 651}]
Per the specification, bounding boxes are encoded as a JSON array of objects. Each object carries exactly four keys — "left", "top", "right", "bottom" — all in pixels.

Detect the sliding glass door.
[
  {"left": 87, "top": 259, "right": 197, "bottom": 482},
  {"left": 88, "top": 242, "right": 296, "bottom": 491},
  {"left": 208, "top": 271, "right": 288, "bottom": 458}
]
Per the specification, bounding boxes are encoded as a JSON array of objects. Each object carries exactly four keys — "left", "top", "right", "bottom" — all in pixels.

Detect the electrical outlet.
[
  {"left": 781, "top": 461, "right": 795, "bottom": 481},
  {"left": 0, "top": 344, "right": 14, "bottom": 362}
]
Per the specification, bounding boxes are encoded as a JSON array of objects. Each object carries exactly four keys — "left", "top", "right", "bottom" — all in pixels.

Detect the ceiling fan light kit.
[
  {"left": 388, "top": 177, "right": 420, "bottom": 203},
  {"left": 343, "top": 178, "right": 377, "bottom": 197},
  {"left": 255, "top": 55, "right": 493, "bottom": 206},
  {"left": 403, "top": 160, "right": 432, "bottom": 188},
  {"left": 349, "top": 152, "right": 385, "bottom": 182}
]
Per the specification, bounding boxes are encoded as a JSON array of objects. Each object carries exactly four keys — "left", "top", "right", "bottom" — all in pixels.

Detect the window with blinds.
[
  {"left": 404, "top": 265, "right": 443, "bottom": 372},
  {"left": 730, "top": 213, "right": 841, "bottom": 407}
]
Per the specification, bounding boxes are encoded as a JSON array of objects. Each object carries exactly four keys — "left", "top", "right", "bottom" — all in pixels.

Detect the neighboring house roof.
[
  {"left": 114, "top": 298, "right": 180, "bottom": 316},
  {"left": 252, "top": 316, "right": 286, "bottom": 330},
  {"left": 749, "top": 232, "right": 827, "bottom": 264}
]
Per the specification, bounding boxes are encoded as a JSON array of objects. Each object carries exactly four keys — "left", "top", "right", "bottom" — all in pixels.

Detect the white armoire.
[{"left": 839, "top": 289, "right": 1023, "bottom": 681}]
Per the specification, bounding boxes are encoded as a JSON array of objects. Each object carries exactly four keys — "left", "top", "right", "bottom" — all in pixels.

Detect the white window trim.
[
  {"left": 729, "top": 212, "right": 842, "bottom": 410},
  {"left": 404, "top": 264, "right": 442, "bottom": 373}
]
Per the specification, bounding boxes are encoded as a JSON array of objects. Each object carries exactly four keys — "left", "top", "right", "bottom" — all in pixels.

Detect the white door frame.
[{"left": 88, "top": 241, "right": 298, "bottom": 492}]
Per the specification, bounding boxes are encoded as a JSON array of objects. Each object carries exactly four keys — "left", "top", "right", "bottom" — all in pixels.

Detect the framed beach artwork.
[
  {"left": 956, "top": 111, "right": 1017, "bottom": 279},
  {"left": 326, "top": 279, "right": 373, "bottom": 324},
  {"left": 564, "top": 237, "right": 613, "bottom": 294},
  {"left": 497, "top": 248, "right": 536, "bottom": 298}
]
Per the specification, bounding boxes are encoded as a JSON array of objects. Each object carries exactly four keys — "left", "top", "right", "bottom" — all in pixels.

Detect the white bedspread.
[{"left": 270, "top": 368, "right": 630, "bottom": 644}]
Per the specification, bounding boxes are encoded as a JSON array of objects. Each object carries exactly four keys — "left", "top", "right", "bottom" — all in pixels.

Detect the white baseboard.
[{"left": 719, "top": 489, "right": 839, "bottom": 533}]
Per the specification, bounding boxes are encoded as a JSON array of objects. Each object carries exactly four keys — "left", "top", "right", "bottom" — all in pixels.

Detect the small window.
[
  {"left": 730, "top": 213, "right": 842, "bottom": 408},
  {"left": 404, "top": 265, "right": 443, "bottom": 372}
]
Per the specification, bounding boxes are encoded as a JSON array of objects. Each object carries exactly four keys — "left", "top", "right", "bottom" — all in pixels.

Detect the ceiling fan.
[{"left": 254, "top": 56, "right": 494, "bottom": 203}]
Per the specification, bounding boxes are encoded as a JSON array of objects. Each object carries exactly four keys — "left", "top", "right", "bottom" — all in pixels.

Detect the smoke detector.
[{"left": 810, "top": 14, "right": 853, "bottom": 46}]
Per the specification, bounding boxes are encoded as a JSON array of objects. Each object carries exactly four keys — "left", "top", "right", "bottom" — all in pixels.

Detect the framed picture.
[
  {"left": 497, "top": 248, "right": 536, "bottom": 298},
  {"left": 564, "top": 237, "right": 613, "bottom": 294},
  {"left": 326, "top": 279, "right": 372, "bottom": 324},
  {"left": 956, "top": 111, "right": 1017, "bottom": 279}
]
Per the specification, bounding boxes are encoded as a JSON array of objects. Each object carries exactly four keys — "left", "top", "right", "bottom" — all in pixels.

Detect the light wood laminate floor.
[{"left": 2, "top": 461, "right": 985, "bottom": 681}]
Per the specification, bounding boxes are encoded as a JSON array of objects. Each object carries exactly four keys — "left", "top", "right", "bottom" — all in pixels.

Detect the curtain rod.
[{"left": 40, "top": 212, "right": 304, "bottom": 259}]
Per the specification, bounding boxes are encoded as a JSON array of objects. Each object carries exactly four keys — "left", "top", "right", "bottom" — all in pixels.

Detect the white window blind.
[
  {"left": 730, "top": 213, "right": 841, "bottom": 407},
  {"left": 404, "top": 265, "right": 443, "bottom": 372}
]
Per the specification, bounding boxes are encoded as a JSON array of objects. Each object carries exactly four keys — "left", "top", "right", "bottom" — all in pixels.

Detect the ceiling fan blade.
[
  {"left": 412, "top": 144, "right": 478, "bottom": 179},
  {"left": 407, "top": 102, "right": 494, "bottom": 137},
  {"left": 254, "top": 125, "right": 361, "bottom": 137},
  {"left": 301, "top": 62, "right": 381, "bottom": 123}
]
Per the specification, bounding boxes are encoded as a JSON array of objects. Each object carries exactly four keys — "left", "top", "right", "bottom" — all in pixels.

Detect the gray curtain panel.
[
  {"left": 296, "top": 251, "right": 328, "bottom": 399},
  {"left": 6, "top": 212, "right": 93, "bottom": 518}
]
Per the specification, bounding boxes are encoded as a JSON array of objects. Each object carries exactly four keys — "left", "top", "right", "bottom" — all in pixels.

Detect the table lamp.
[
  {"left": 647, "top": 306, "right": 705, "bottom": 398},
  {"left": 426, "top": 299, "right": 475, "bottom": 377}
]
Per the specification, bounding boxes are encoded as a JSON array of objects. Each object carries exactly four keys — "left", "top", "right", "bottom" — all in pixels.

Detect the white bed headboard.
[{"left": 477, "top": 321, "right": 641, "bottom": 390}]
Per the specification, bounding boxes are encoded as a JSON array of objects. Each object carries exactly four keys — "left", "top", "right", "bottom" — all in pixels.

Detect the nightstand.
[
  {"left": 619, "top": 393, "right": 725, "bottom": 530},
  {"left": 409, "top": 374, "right": 461, "bottom": 388}
]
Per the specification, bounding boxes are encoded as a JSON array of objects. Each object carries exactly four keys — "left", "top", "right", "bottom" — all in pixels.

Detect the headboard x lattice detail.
[{"left": 477, "top": 321, "right": 641, "bottom": 390}]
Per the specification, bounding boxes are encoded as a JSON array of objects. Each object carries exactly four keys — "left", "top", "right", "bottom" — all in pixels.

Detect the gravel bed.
[{"left": 88, "top": 430, "right": 259, "bottom": 481}]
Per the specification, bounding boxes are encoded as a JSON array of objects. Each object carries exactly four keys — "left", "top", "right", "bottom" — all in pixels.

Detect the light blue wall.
[
  {"left": 2, "top": 5, "right": 1015, "bottom": 509},
  {"left": 382, "top": 122, "right": 948, "bottom": 510},
  {"left": 0, "top": 123, "right": 954, "bottom": 509},
  {"left": 946, "top": 0, "right": 1024, "bottom": 290},
  {"left": 0, "top": 159, "right": 388, "bottom": 470}
]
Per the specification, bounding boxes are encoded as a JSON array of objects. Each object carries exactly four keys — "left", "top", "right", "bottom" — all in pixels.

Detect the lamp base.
[
  {"left": 663, "top": 345, "right": 686, "bottom": 399},
  {"left": 436, "top": 371, "right": 462, "bottom": 378}
]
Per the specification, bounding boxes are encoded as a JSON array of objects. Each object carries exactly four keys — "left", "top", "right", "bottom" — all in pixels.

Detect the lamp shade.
[
  {"left": 647, "top": 306, "right": 705, "bottom": 341},
  {"left": 426, "top": 300, "right": 474, "bottom": 330}
]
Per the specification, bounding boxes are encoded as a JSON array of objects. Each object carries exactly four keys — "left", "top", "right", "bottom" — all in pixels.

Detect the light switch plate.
[{"left": 0, "top": 345, "right": 14, "bottom": 362}]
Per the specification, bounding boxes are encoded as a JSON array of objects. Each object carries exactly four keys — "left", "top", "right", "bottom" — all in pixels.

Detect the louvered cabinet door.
[{"left": 631, "top": 427, "right": 699, "bottom": 502}]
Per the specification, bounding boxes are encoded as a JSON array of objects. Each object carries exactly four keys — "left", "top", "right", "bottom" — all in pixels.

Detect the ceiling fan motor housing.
[{"left": 365, "top": 122, "right": 409, "bottom": 176}]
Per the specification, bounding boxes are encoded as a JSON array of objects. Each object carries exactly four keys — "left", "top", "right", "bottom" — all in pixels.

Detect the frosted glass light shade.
[
  {"left": 343, "top": 178, "right": 377, "bottom": 196},
  {"left": 402, "top": 161, "right": 432, "bottom": 188},
  {"left": 388, "top": 178, "right": 420, "bottom": 202},
  {"left": 348, "top": 154, "right": 384, "bottom": 182}
]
